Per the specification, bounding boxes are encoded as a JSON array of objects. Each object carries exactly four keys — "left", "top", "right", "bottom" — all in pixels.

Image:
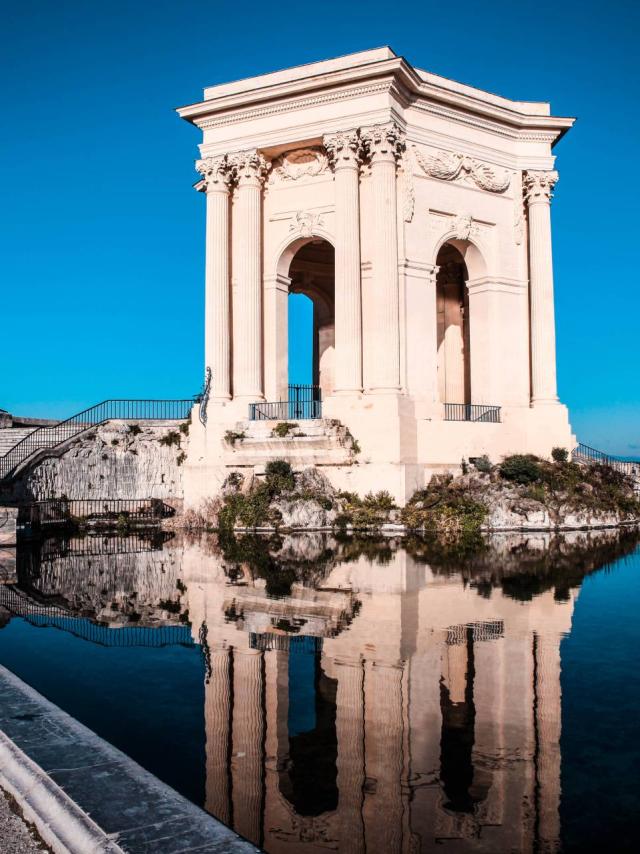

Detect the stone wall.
[{"left": 11, "top": 421, "right": 187, "bottom": 502}]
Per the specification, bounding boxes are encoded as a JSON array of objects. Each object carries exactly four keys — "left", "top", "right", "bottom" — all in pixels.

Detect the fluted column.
[
  {"left": 204, "top": 646, "right": 231, "bottom": 822},
  {"left": 196, "top": 157, "right": 232, "bottom": 400},
  {"left": 231, "top": 648, "right": 264, "bottom": 845},
  {"left": 324, "top": 130, "right": 363, "bottom": 393},
  {"left": 361, "top": 123, "right": 404, "bottom": 392},
  {"left": 524, "top": 170, "right": 559, "bottom": 406},
  {"left": 230, "top": 151, "right": 269, "bottom": 400}
]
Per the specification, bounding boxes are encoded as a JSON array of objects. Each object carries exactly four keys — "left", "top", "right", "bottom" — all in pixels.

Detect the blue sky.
[{"left": 1, "top": 0, "right": 638, "bottom": 455}]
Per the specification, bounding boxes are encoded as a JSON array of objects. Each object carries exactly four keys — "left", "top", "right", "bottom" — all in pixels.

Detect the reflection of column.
[
  {"left": 204, "top": 646, "right": 231, "bottom": 822},
  {"left": 196, "top": 156, "right": 232, "bottom": 400},
  {"left": 263, "top": 648, "right": 290, "bottom": 853},
  {"left": 535, "top": 633, "right": 562, "bottom": 852},
  {"left": 524, "top": 170, "right": 559, "bottom": 406},
  {"left": 443, "top": 639, "right": 468, "bottom": 705},
  {"left": 230, "top": 150, "right": 269, "bottom": 400},
  {"left": 231, "top": 648, "right": 264, "bottom": 846},
  {"left": 334, "top": 658, "right": 365, "bottom": 853},
  {"left": 363, "top": 660, "right": 404, "bottom": 854},
  {"left": 324, "top": 130, "right": 363, "bottom": 393},
  {"left": 362, "top": 123, "right": 403, "bottom": 392}
]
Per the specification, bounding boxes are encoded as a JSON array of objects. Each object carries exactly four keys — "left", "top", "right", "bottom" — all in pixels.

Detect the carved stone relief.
[
  {"left": 413, "top": 146, "right": 511, "bottom": 193},
  {"left": 271, "top": 147, "right": 329, "bottom": 182}
]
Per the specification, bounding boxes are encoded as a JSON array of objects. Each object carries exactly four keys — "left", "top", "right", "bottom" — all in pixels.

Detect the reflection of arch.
[
  {"left": 276, "top": 236, "right": 335, "bottom": 393},
  {"left": 436, "top": 242, "right": 471, "bottom": 404}
]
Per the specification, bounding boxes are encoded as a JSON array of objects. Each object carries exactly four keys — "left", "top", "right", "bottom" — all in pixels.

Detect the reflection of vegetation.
[
  {"left": 411, "top": 528, "right": 640, "bottom": 602},
  {"left": 219, "top": 530, "right": 336, "bottom": 597}
]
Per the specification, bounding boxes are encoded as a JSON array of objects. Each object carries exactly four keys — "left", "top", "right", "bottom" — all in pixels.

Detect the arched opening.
[
  {"left": 436, "top": 243, "right": 471, "bottom": 405},
  {"left": 287, "top": 240, "right": 335, "bottom": 397}
]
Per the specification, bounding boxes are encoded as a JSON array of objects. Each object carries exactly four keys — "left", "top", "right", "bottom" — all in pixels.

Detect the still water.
[{"left": 1, "top": 529, "right": 639, "bottom": 853}]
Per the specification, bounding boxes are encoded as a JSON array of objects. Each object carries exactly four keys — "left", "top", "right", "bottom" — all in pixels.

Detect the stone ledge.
[{"left": 0, "top": 665, "right": 261, "bottom": 854}]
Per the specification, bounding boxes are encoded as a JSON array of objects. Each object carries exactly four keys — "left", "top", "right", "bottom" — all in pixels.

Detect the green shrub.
[
  {"left": 160, "top": 430, "right": 181, "bottom": 447},
  {"left": 265, "top": 459, "right": 295, "bottom": 493},
  {"left": 176, "top": 451, "right": 186, "bottom": 466},
  {"left": 224, "top": 429, "right": 246, "bottom": 447},
  {"left": 272, "top": 422, "right": 298, "bottom": 438},
  {"left": 551, "top": 447, "right": 569, "bottom": 463},
  {"left": 127, "top": 424, "right": 142, "bottom": 436},
  {"left": 499, "top": 454, "right": 542, "bottom": 484},
  {"left": 473, "top": 454, "right": 492, "bottom": 473}
]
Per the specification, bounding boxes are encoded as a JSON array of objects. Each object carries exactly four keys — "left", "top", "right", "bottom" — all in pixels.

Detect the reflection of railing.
[
  {"left": 250, "top": 632, "right": 323, "bottom": 653},
  {"left": 573, "top": 443, "right": 640, "bottom": 485},
  {"left": 0, "top": 399, "right": 194, "bottom": 480},
  {"left": 444, "top": 403, "right": 501, "bottom": 423},
  {"left": 249, "top": 384, "right": 322, "bottom": 421},
  {"left": 0, "top": 586, "right": 193, "bottom": 648},
  {"left": 22, "top": 499, "right": 175, "bottom": 528}
]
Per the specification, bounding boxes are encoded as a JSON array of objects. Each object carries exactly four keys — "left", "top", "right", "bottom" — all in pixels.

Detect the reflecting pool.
[{"left": 1, "top": 529, "right": 639, "bottom": 852}]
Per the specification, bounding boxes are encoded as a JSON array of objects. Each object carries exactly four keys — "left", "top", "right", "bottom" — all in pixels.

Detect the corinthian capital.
[
  {"left": 361, "top": 122, "right": 405, "bottom": 164},
  {"left": 323, "top": 129, "right": 362, "bottom": 169},
  {"left": 523, "top": 170, "right": 558, "bottom": 205},
  {"left": 195, "top": 156, "right": 232, "bottom": 192},
  {"left": 228, "top": 150, "right": 270, "bottom": 186}
]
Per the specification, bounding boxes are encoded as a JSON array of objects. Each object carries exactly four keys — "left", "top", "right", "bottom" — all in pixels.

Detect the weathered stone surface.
[
  {"left": 0, "top": 507, "right": 18, "bottom": 546},
  {"left": 12, "top": 422, "right": 187, "bottom": 502}
]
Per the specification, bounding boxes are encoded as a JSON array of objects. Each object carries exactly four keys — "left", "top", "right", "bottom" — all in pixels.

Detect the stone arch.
[
  {"left": 432, "top": 233, "right": 488, "bottom": 283},
  {"left": 435, "top": 242, "right": 472, "bottom": 406},
  {"left": 275, "top": 234, "right": 335, "bottom": 395}
]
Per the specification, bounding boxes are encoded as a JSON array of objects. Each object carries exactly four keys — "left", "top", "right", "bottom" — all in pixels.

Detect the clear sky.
[{"left": 1, "top": 0, "right": 638, "bottom": 456}]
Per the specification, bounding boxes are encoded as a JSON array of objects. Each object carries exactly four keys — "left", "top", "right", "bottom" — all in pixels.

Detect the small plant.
[
  {"left": 160, "top": 430, "right": 181, "bottom": 447},
  {"left": 224, "top": 429, "right": 246, "bottom": 447},
  {"left": 223, "top": 471, "right": 244, "bottom": 491},
  {"left": 472, "top": 454, "right": 492, "bottom": 473},
  {"left": 350, "top": 438, "right": 361, "bottom": 455},
  {"left": 551, "top": 447, "right": 569, "bottom": 463},
  {"left": 272, "top": 422, "right": 298, "bottom": 438},
  {"left": 265, "top": 459, "right": 295, "bottom": 493},
  {"left": 176, "top": 578, "right": 187, "bottom": 594},
  {"left": 127, "top": 424, "right": 142, "bottom": 436},
  {"left": 176, "top": 451, "right": 186, "bottom": 466},
  {"left": 110, "top": 438, "right": 119, "bottom": 446},
  {"left": 499, "top": 454, "right": 542, "bottom": 485},
  {"left": 179, "top": 421, "right": 190, "bottom": 436}
]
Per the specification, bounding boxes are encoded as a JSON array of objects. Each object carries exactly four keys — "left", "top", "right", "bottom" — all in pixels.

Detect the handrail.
[
  {"left": 444, "top": 403, "right": 501, "bottom": 423},
  {"left": 0, "top": 398, "right": 193, "bottom": 480},
  {"left": 249, "top": 384, "right": 321, "bottom": 421},
  {"left": 572, "top": 442, "right": 640, "bottom": 483}
]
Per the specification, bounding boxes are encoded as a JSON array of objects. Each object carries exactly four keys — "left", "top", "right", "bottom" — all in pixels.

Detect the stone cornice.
[{"left": 177, "top": 52, "right": 575, "bottom": 148}]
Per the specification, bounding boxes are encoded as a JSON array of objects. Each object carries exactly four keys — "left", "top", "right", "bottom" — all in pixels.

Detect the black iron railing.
[
  {"left": 249, "top": 385, "right": 321, "bottom": 421},
  {"left": 444, "top": 403, "right": 501, "bottom": 423},
  {"left": 573, "top": 443, "right": 640, "bottom": 483},
  {"left": 23, "top": 498, "right": 175, "bottom": 528},
  {"left": 0, "top": 399, "right": 193, "bottom": 480}
]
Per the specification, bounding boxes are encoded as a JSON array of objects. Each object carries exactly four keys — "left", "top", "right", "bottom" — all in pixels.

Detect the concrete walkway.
[{"left": 0, "top": 665, "right": 260, "bottom": 853}]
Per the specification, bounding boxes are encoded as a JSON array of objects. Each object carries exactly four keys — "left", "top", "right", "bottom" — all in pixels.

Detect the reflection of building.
[{"left": 184, "top": 541, "right": 575, "bottom": 853}]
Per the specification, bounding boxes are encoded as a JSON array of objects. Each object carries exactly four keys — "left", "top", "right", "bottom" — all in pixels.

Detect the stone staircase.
[
  {"left": 0, "top": 427, "right": 35, "bottom": 457},
  {"left": 222, "top": 418, "right": 356, "bottom": 469}
]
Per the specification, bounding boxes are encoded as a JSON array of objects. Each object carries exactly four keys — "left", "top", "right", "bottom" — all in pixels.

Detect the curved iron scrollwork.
[{"left": 199, "top": 367, "right": 212, "bottom": 427}]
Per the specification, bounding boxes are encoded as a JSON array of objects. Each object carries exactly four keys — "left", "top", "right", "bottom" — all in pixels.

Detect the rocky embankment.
[{"left": 181, "top": 453, "right": 640, "bottom": 536}]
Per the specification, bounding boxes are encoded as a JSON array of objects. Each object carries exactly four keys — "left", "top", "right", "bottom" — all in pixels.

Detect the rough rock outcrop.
[{"left": 11, "top": 421, "right": 187, "bottom": 502}]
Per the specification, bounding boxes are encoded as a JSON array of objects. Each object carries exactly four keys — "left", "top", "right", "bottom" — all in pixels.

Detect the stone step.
[
  {"left": 238, "top": 419, "right": 328, "bottom": 439},
  {"left": 0, "top": 428, "right": 36, "bottom": 456}
]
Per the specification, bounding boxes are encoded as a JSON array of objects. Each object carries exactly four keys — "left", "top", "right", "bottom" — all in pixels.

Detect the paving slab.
[{"left": 0, "top": 664, "right": 260, "bottom": 853}]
